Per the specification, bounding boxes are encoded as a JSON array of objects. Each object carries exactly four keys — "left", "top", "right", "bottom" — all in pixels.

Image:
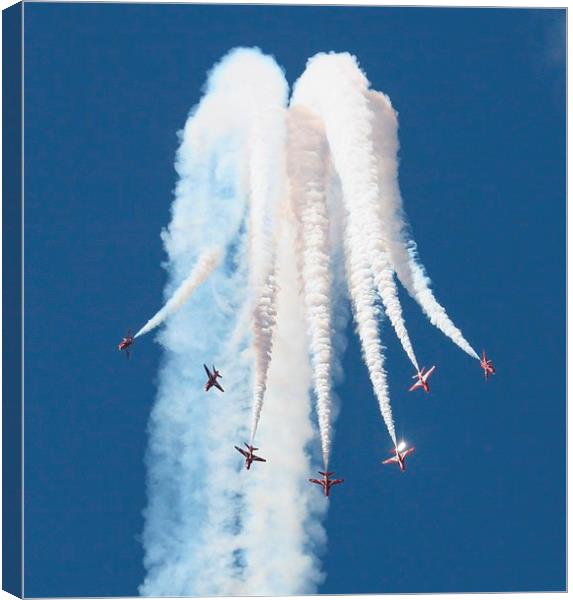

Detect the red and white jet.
[
  {"left": 234, "top": 443, "right": 266, "bottom": 470},
  {"left": 382, "top": 443, "right": 415, "bottom": 472},
  {"left": 480, "top": 351, "right": 495, "bottom": 380},
  {"left": 118, "top": 330, "right": 135, "bottom": 358},
  {"left": 204, "top": 364, "right": 224, "bottom": 392},
  {"left": 409, "top": 365, "right": 436, "bottom": 393},
  {"left": 309, "top": 471, "right": 344, "bottom": 497}
]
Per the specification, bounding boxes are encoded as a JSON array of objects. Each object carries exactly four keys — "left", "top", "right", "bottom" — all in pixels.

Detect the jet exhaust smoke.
[
  {"left": 240, "top": 212, "right": 327, "bottom": 594},
  {"left": 246, "top": 62, "right": 289, "bottom": 445},
  {"left": 287, "top": 105, "right": 335, "bottom": 468},
  {"left": 291, "top": 53, "right": 411, "bottom": 444},
  {"left": 135, "top": 247, "right": 222, "bottom": 338},
  {"left": 343, "top": 196, "right": 398, "bottom": 447}
]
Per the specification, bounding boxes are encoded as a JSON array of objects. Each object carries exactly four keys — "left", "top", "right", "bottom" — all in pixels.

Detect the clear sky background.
[{"left": 24, "top": 4, "right": 565, "bottom": 597}]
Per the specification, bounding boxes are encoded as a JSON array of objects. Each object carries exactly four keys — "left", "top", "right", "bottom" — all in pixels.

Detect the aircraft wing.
[
  {"left": 309, "top": 479, "right": 322, "bottom": 485},
  {"left": 235, "top": 446, "right": 248, "bottom": 458},
  {"left": 253, "top": 456, "right": 266, "bottom": 462},
  {"left": 214, "top": 381, "right": 224, "bottom": 393},
  {"left": 204, "top": 364, "right": 212, "bottom": 377},
  {"left": 382, "top": 456, "right": 398, "bottom": 465},
  {"left": 403, "top": 447, "right": 415, "bottom": 458},
  {"left": 408, "top": 381, "right": 421, "bottom": 392},
  {"left": 424, "top": 366, "right": 436, "bottom": 380},
  {"left": 331, "top": 479, "right": 344, "bottom": 486}
]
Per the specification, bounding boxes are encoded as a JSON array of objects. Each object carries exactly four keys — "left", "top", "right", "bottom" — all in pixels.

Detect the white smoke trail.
[
  {"left": 367, "top": 90, "right": 479, "bottom": 360},
  {"left": 247, "top": 63, "right": 288, "bottom": 445},
  {"left": 338, "top": 178, "right": 397, "bottom": 447},
  {"left": 324, "top": 159, "right": 352, "bottom": 438},
  {"left": 134, "top": 247, "right": 222, "bottom": 338},
  {"left": 239, "top": 212, "right": 327, "bottom": 595},
  {"left": 287, "top": 105, "right": 334, "bottom": 468},
  {"left": 291, "top": 55, "right": 398, "bottom": 444},
  {"left": 140, "top": 49, "right": 279, "bottom": 596},
  {"left": 249, "top": 268, "right": 278, "bottom": 444},
  {"left": 292, "top": 53, "right": 420, "bottom": 373}
]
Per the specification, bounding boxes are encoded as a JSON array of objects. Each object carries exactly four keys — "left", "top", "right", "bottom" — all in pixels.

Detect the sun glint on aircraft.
[
  {"left": 203, "top": 364, "right": 224, "bottom": 392},
  {"left": 382, "top": 443, "right": 415, "bottom": 472},
  {"left": 118, "top": 330, "right": 135, "bottom": 358},
  {"left": 309, "top": 471, "right": 344, "bottom": 497},
  {"left": 234, "top": 443, "right": 266, "bottom": 470},
  {"left": 409, "top": 365, "right": 436, "bottom": 393},
  {"left": 480, "top": 351, "right": 495, "bottom": 380}
]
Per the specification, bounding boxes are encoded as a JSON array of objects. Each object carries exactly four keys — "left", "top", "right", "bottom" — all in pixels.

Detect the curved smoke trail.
[
  {"left": 367, "top": 90, "right": 479, "bottom": 360},
  {"left": 292, "top": 53, "right": 420, "bottom": 373},
  {"left": 135, "top": 247, "right": 222, "bottom": 338},
  {"left": 287, "top": 105, "right": 334, "bottom": 468},
  {"left": 247, "top": 63, "right": 288, "bottom": 445}
]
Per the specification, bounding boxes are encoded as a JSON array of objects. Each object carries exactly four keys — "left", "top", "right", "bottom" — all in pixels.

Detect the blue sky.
[{"left": 24, "top": 4, "right": 564, "bottom": 596}]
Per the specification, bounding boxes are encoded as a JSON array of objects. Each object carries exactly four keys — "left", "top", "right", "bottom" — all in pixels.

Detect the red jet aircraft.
[
  {"left": 234, "top": 443, "right": 266, "bottom": 470},
  {"left": 118, "top": 330, "right": 135, "bottom": 358},
  {"left": 480, "top": 351, "right": 496, "bottom": 380},
  {"left": 309, "top": 471, "right": 344, "bottom": 497},
  {"left": 409, "top": 365, "right": 436, "bottom": 393},
  {"left": 382, "top": 444, "right": 415, "bottom": 472},
  {"left": 204, "top": 364, "right": 224, "bottom": 392}
]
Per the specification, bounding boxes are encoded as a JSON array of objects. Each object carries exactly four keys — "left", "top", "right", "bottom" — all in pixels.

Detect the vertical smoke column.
[
  {"left": 291, "top": 52, "right": 409, "bottom": 445},
  {"left": 287, "top": 105, "right": 335, "bottom": 468},
  {"left": 367, "top": 90, "right": 479, "bottom": 360},
  {"left": 247, "top": 63, "right": 289, "bottom": 445},
  {"left": 140, "top": 49, "right": 298, "bottom": 596},
  {"left": 240, "top": 204, "right": 328, "bottom": 594}
]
